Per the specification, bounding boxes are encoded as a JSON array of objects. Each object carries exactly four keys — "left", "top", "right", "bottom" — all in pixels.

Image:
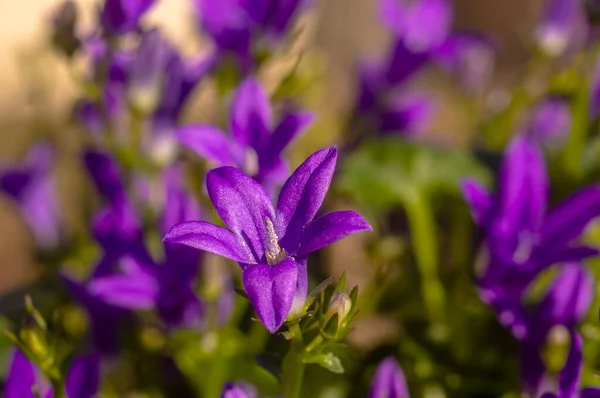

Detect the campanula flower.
[
  {"left": 0, "top": 144, "right": 61, "bottom": 248},
  {"left": 221, "top": 381, "right": 258, "bottom": 398},
  {"left": 100, "top": 0, "right": 156, "bottom": 35},
  {"left": 539, "top": 334, "right": 600, "bottom": 398},
  {"left": 177, "top": 77, "right": 314, "bottom": 193},
  {"left": 369, "top": 357, "right": 410, "bottom": 398},
  {"left": 462, "top": 136, "right": 600, "bottom": 338},
  {"left": 535, "top": 0, "right": 588, "bottom": 57},
  {"left": 192, "top": 0, "right": 308, "bottom": 68},
  {"left": 3, "top": 350, "right": 99, "bottom": 398},
  {"left": 527, "top": 97, "right": 572, "bottom": 147},
  {"left": 164, "top": 146, "right": 372, "bottom": 333},
  {"left": 519, "top": 263, "right": 594, "bottom": 394}
]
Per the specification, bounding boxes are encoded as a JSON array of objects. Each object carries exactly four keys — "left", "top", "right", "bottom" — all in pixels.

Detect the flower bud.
[
  {"left": 326, "top": 292, "right": 352, "bottom": 328},
  {"left": 51, "top": 0, "right": 80, "bottom": 57}
]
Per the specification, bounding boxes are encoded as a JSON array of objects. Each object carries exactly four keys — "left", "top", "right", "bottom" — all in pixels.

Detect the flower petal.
[
  {"left": 277, "top": 146, "right": 337, "bottom": 249},
  {"left": 84, "top": 150, "right": 127, "bottom": 205},
  {"left": 89, "top": 272, "right": 159, "bottom": 310},
  {"left": 163, "top": 221, "right": 252, "bottom": 263},
  {"left": 581, "top": 388, "right": 600, "bottom": 398},
  {"left": 206, "top": 167, "right": 275, "bottom": 262},
  {"left": 3, "top": 350, "right": 37, "bottom": 398},
  {"left": 368, "top": 357, "right": 409, "bottom": 398},
  {"left": 297, "top": 211, "right": 371, "bottom": 256},
  {"left": 66, "top": 354, "right": 100, "bottom": 398},
  {"left": 177, "top": 125, "right": 243, "bottom": 167},
  {"left": 242, "top": 258, "right": 298, "bottom": 333},
  {"left": 262, "top": 112, "right": 314, "bottom": 168},
  {"left": 559, "top": 333, "right": 584, "bottom": 398},
  {"left": 540, "top": 185, "right": 600, "bottom": 247},
  {"left": 230, "top": 78, "right": 272, "bottom": 153},
  {"left": 461, "top": 178, "right": 494, "bottom": 227},
  {"left": 498, "top": 136, "right": 548, "bottom": 235},
  {"left": 529, "top": 245, "right": 599, "bottom": 274},
  {"left": 537, "top": 263, "right": 594, "bottom": 328}
]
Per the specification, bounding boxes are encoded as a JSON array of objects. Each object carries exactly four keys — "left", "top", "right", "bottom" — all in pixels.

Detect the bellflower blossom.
[
  {"left": 535, "top": 0, "right": 588, "bottom": 57},
  {"left": 369, "top": 357, "right": 410, "bottom": 398},
  {"left": 520, "top": 263, "right": 594, "bottom": 394},
  {"left": 100, "top": 0, "right": 156, "bottom": 35},
  {"left": 164, "top": 146, "right": 372, "bottom": 333},
  {"left": 0, "top": 144, "right": 61, "bottom": 248},
  {"left": 82, "top": 152, "right": 210, "bottom": 329},
  {"left": 539, "top": 334, "right": 600, "bottom": 398},
  {"left": 461, "top": 135, "right": 600, "bottom": 338},
  {"left": 193, "top": 0, "right": 309, "bottom": 69},
  {"left": 178, "top": 77, "right": 314, "bottom": 192},
  {"left": 526, "top": 97, "right": 572, "bottom": 147},
  {"left": 3, "top": 350, "right": 99, "bottom": 398}
]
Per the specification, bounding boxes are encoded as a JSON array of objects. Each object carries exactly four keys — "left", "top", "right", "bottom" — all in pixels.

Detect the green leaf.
[
  {"left": 338, "top": 138, "right": 492, "bottom": 215},
  {"left": 304, "top": 352, "right": 345, "bottom": 374}
]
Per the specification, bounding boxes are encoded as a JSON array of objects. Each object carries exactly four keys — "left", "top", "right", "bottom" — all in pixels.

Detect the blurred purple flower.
[
  {"left": 84, "top": 154, "right": 207, "bottom": 329},
  {"left": 520, "top": 263, "right": 594, "bottom": 394},
  {"left": 3, "top": 350, "right": 99, "bottom": 398},
  {"left": 535, "top": 0, "right": 588, "bottom": 57},
  {"left": 100, "top": 0, "right": 156, "bottom": 35},
  {"left": 177, "top": 77, "right": 313, "bottom": 193},
  {"left": 462, "top": 136, "right": 600, "bottom": 338},
  {"left": 527, "top": 97, "right": 572, "bottom": 147},
  {"left": 380, "top": 0, "right": 453, "bottom": 53},
  {"left": 221, "top": 381, "right": 258, "bottom": 398},
  {"left": 539, "top": 334, "right": 600, "bottom": 398},
  {"left": 192, "top": 0, "right": 308, "bottom": 68},
  {"left": 164, "top": 146, "right": 371, "bottom": 333},
  {"left": 0, "top": 144, "right": 61, "bottom": 248},
  {"left": 434, "top": 33, "right": 495, "bottom": 93},
  {"left": 369, "top": 357, "right": 410, "bottom": 398},
  {"left": 380, "top": 92, "right": 435, "bottom": 136}
]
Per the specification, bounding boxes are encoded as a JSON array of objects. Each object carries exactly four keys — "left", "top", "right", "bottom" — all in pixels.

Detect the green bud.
[
  {"left": 19, "top": 328, "right": 49, "bottom": 360},
  {"left": 325, "top": 292, "right": 352, "bottom": 329}
]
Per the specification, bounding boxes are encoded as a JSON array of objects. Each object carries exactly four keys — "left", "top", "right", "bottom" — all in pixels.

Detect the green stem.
[
  {"left": 403, "top": 193, "right": 445, "bottom": 321},
  {"left": 282, "top": 323, "right": 305, "bottom": 398},
  {"left": 50, "top": 375, "right": 67, "bottom": 398}
]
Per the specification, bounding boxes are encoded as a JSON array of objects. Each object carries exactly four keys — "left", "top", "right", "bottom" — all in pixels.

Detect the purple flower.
[
  {"left": 539, "top": 334, "right": 600, "bottom": 398},
  {"left": 221, "top": 381, "right": 258, "bottom": 398},
  {"left": 379, "top": 92, "right": 434, "bottom": 136},
  {"left": 192, "top": 0, "right": 308, "bottom": 67},
  {"left": 535, "top": 0, "right": 588, "bottom": 56},
  {"left": 369, "top": 357, "right": 410, "bottom": 398},
  {"left": 3, "top": 350, "right": 100, "bottom": 398},
  {"left": 0, "top": 144, "right": 61, "bottom": 248},
  {"left": 164, "top": 146, "right": 371, "bottom": 333},
  {"left": 520, "top": 263, "right": 594, "bottom": 394},
  {"left": 100, "top": 0, "right": 156, "bottom": 35},
  {"left": 461, "top": 135, "right": 600, "bottom": 338},
  {"left": 527, "top": 97, "right": 572, "bottom": 147},
  {"left": 178, "top": 77, "right": 313, "bottom": 192},
  {"left": 380, "top": 0, "right": 453, "bottom": 53}
]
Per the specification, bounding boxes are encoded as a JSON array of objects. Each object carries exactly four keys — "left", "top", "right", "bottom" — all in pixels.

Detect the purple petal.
[
  {"left": 380, "top": 93, "right": 434, "bottom": 136},
  {"left": 385, "top": 40, "right": 429, "bottom": 85},
  {"left": 581, "top": 388, "right": 600, "bottom": 398},
  {"left": 101, "top": 0, "right": 156, "bottom": 34},
  {"left": 260, "top": 111, "right": 314, "bottom": 173},
  {"left": 206, "top": 167, "right": 276, "bottom": 262},
  {"left": 540, "top": 393, "right": 558, "bottom": 398},
  {"left": 194, "top": 0, "right": 252, "bottom": 57},
  {"left": 535, "top": 0, "right": 588, "bottom": 56},
  {"left": 289, "top": 257, "right": 308, "bottom": 317},
  {"left": 527, "top": 98, "right": 572, "bottom": 146},
  {"left": 559, "top": 333, "right": 584, "bottom": 398},
  {"left": 84, "top": 151, "right": 126, "bottom": 205},
  {"left": 265, "top": 0, "right": 306, "bottom": 36},
  {"left": 221, "top": 381, "right": 258, "bottom": 398},
  {"left": 3, "top": 350, "right": 38, "bottom": 398},
  {"left": 368, "top": 357, "right": 410, "bottom": 398},
  {"left": 242, "top": 258, "right": 298, "bottom": 333},
  {"left": 160, "top": 165, "right": 203, "bottom": 235},
  {"left": 89, "top": 271, "right": 159, "bottom": 310},
  {"left": 230, "top": 78, "right": 272, "bottom": 153},
  {"left": 297, "top": 211, "right": 371, "bottom": 256},
  {"left": 498, "top": 136, "right": 548, "bottom": 235},
  {"left": 177, "top": 125, "right": 244, "bottom": 167},
  {"left": 540, "top": 185, "right": 600, "bottom": 247},
  {"left": 520, "top": 338, "right": 546, "bottom": 395},
  {"left": 529, "top": 246, "right": 599, "bottom": 274},
  {"left": 461, "top": 179, "right": 494, "bottom": 227},
  {"left": 66, "top": 354, "right": 100, "bottom": 398},
  {"left": 536, "top": 263, "right": 594, "bottom": 328},
  {"left": 277, "top": 146, "right": 337, "bottom": 250},
  {"left": 164, "top": 221, "right": 252, "bottom": 263}
]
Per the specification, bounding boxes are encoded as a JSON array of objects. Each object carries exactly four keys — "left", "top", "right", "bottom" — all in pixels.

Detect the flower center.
[{"left": 264, "top": 217, "right": 287, "bottom": 265}]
